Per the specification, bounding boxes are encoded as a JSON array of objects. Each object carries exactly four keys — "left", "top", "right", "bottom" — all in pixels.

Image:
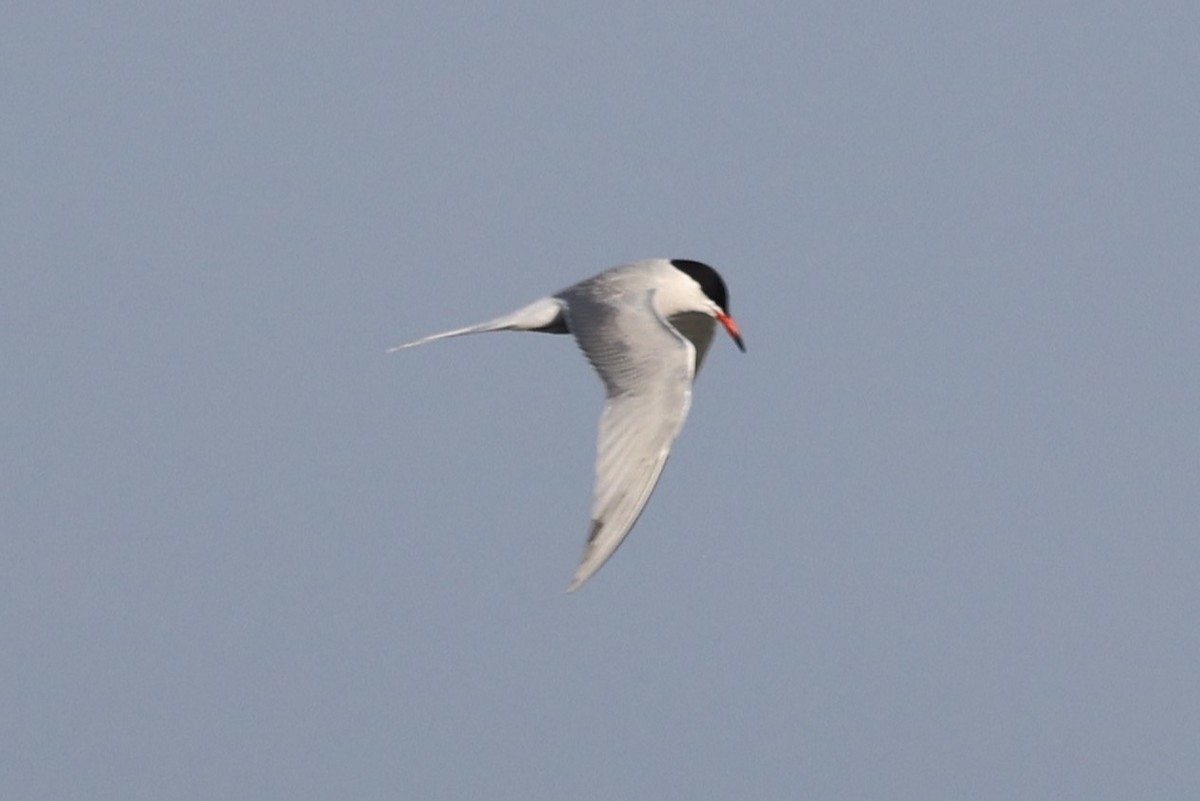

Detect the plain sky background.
[{"left": 4, "top": 3, "right": 1198, "bottom": 799}]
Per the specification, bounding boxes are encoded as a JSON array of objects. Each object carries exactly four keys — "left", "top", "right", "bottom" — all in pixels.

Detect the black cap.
[{"left": 670, "top": 259, "right": 730, "bottom": 313}]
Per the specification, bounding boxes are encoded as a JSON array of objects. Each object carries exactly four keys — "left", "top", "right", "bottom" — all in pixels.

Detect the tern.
[{"left": 390, "top": 258, "right": 745, "bottom": 591}]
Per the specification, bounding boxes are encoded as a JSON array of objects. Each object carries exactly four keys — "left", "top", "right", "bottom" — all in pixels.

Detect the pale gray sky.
[{"left": 4, "top": 3, "right": 1199, "bottom": 799}]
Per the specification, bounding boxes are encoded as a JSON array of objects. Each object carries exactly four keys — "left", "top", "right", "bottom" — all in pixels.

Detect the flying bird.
[{"left": 390, "top": 259, "right": 745, "bottom": 591}]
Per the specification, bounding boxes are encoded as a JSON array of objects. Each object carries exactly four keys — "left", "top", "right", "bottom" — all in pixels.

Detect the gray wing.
[
  {"left": 385, "top": 297, "right": 567, "bottom": 351},
  {"left": 565, "top": 288, "right": 701, "bottom": 591}
]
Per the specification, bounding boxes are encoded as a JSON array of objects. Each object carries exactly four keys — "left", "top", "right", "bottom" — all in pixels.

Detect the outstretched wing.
[
  {"left": 386, "top": 296, "right": 567, "bottom": 351},
  {"left": 564, "top": 288, "right": 702, "bottom": 591}
]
